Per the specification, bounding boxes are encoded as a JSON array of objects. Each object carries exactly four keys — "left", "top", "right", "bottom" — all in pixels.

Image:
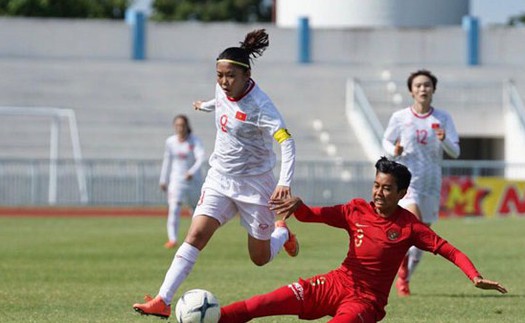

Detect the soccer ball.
[{"left": 175, "top": 289, "right": 221, "bottom": 323}]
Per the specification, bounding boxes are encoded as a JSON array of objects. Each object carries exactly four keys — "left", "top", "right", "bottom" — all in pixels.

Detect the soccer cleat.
[
  {"left": 395, "top": 277, "right": 411, "bottom": 297},
  {"left": 164, "top": 240, "right": 177, "bottom": 249},
  {"left": 133, "top": 295, "right": 171, "bottom": 319},
  {"left": 275, "top": 220, "right": 299, "bottom": 257}
]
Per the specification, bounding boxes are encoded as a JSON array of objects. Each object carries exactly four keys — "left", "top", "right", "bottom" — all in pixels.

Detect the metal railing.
[
  {"left": 505, "top": 80, "right": 525, "bottom": 130},
  {"left": 0, "top": 159, "right": 375, "bottom": 206},
  {"left": 2, "top": 159, "right": 525, "bottom": 207},
  {"left": 345, "top": 79, "right": 385, "bottom": 161},
  {"left": 346, "top": 79, "right": 510, "bottom": 154}
]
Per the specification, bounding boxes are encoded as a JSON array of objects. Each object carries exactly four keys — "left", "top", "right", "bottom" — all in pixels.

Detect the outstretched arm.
[
  {"left": 437, "top": 242, "right": 507, "bottom": 294},
  {"left": 269, "top": 196, "right": 350, "bottom": 229},
  {"left": 193, "top": 99, "right": 215, "bottom": 112}
]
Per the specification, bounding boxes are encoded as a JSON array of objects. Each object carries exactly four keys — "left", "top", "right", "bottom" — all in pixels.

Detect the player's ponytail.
[
  {"left": 240, "top": 29, "right": 269, "bottom": 60},
  {"left": 216, "top": 29, "right": 269, "bottom": 71}
]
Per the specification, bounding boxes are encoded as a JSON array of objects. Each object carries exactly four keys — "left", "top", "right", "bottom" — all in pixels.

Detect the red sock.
[
  {"left": 219, "top": 301, "right": 250, "bottom": 323},
  {"left": 397, "top": 254, "right": 409, "bottom": 280},
  {"left": 220, "top": 285, "right": 302, "bottom": 322}
]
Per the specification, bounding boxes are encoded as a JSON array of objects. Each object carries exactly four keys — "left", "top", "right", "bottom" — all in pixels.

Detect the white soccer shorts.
[{"left": 193, "top": 168, "right": 277, "bottom": 240}]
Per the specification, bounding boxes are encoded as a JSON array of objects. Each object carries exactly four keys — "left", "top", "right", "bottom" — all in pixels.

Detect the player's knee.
[
  {"left": 184, "top": 229, "right": 211, "bottom": 250},
  {"left": 250, "top": 254, "right": 270, "bottom": 266}
]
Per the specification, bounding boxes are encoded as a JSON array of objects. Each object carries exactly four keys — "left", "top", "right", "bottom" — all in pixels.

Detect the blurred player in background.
[
  {"left": 218, "top": 157, "right": 507, "bottom": 323},
  {"left": 133, "top": 29, "right": 298, "bottom": 319},
  {"left": 159, "top": 114, "right": 205, "bottom": 249},
  {"left": 382, "top": 70, "right": 460, "bottom": 296}
]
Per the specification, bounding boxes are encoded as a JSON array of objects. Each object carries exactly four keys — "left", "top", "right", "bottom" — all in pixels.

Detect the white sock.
[
  {"left": 269, "top": 226, "right": 289, "bottom": 261},
  {"left": 407, "top": 246, "right": 423, "bottom": 281},
  {"left": 167, "top": 202, "right": 182, "bottom": 242},
  {"left": 158, "top": 242, "right": 200, "bottom": 304}
]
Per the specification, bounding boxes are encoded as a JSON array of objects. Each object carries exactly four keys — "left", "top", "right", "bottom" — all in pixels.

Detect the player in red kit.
[{"left": 218, "top": 157, "right": 507, "bottom": 323}]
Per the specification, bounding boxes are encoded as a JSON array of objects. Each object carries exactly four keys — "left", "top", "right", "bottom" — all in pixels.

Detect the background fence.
[
  {"left": 0, "top": 159, "right": 374, "bottom": 207},
  {"left": 2, "top": 159, "right": 525, "bottom": 208}
]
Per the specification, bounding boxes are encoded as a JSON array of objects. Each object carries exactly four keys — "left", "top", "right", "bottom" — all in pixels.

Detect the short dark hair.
[
  {"left": 406, "top": 69, "right": 438, "bottom": 92},
  {"left": 375, "top": 156, "right": 411, "bottom": 191}
]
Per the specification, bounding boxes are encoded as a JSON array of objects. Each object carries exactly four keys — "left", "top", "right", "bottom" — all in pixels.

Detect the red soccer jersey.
[{"left": 294, "top": 198, "right": 480, "bottom": 316}]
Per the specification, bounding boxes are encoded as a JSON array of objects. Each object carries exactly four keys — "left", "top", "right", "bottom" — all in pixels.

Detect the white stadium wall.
[
  {"left": 276, "top": 0, "right": 469, "bottom": 28},
  {"left": 1, "top": 19, "right": 524, "bottom": 66}
]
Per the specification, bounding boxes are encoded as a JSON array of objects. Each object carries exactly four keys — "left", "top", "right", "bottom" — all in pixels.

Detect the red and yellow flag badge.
[{"left": 235, "top": 111, "right": 247, "bottom": 121}]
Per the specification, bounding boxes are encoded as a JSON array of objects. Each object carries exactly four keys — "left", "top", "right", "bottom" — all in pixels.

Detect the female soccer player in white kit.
[
  {"left": 159, "top": 115, "right": 205, "bottom": 249},
  {"left": 133, "top": 29, "right": 298, "bottom": 319},
  {"left": 382, "top": 70, "right": 460, "bottom": 297}
]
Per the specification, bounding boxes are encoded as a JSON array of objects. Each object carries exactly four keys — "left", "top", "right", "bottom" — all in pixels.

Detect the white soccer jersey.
[
  {"left": 159, "top": 133, "right": 205, "bottom": 187},
  {"left": 383, "top": 106, "right": 460, "bottom": 197},
  {"left": 199, "top": 79, "right": 295, "bottom": 186}
]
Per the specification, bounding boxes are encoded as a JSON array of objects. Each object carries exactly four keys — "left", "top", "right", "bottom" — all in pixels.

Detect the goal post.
[{"left": 0, "top": 106, "right": 88, "bottom": 204}]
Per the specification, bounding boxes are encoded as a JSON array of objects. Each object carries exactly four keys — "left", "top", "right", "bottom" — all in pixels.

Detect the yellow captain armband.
[{"left": 273, "top": 128, "right": 292, "bottom": 144}]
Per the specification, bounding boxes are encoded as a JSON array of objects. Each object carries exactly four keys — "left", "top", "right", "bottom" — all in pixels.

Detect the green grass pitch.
[{"left": 0, "top": 215, "right": 523, "bottom": 322}]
